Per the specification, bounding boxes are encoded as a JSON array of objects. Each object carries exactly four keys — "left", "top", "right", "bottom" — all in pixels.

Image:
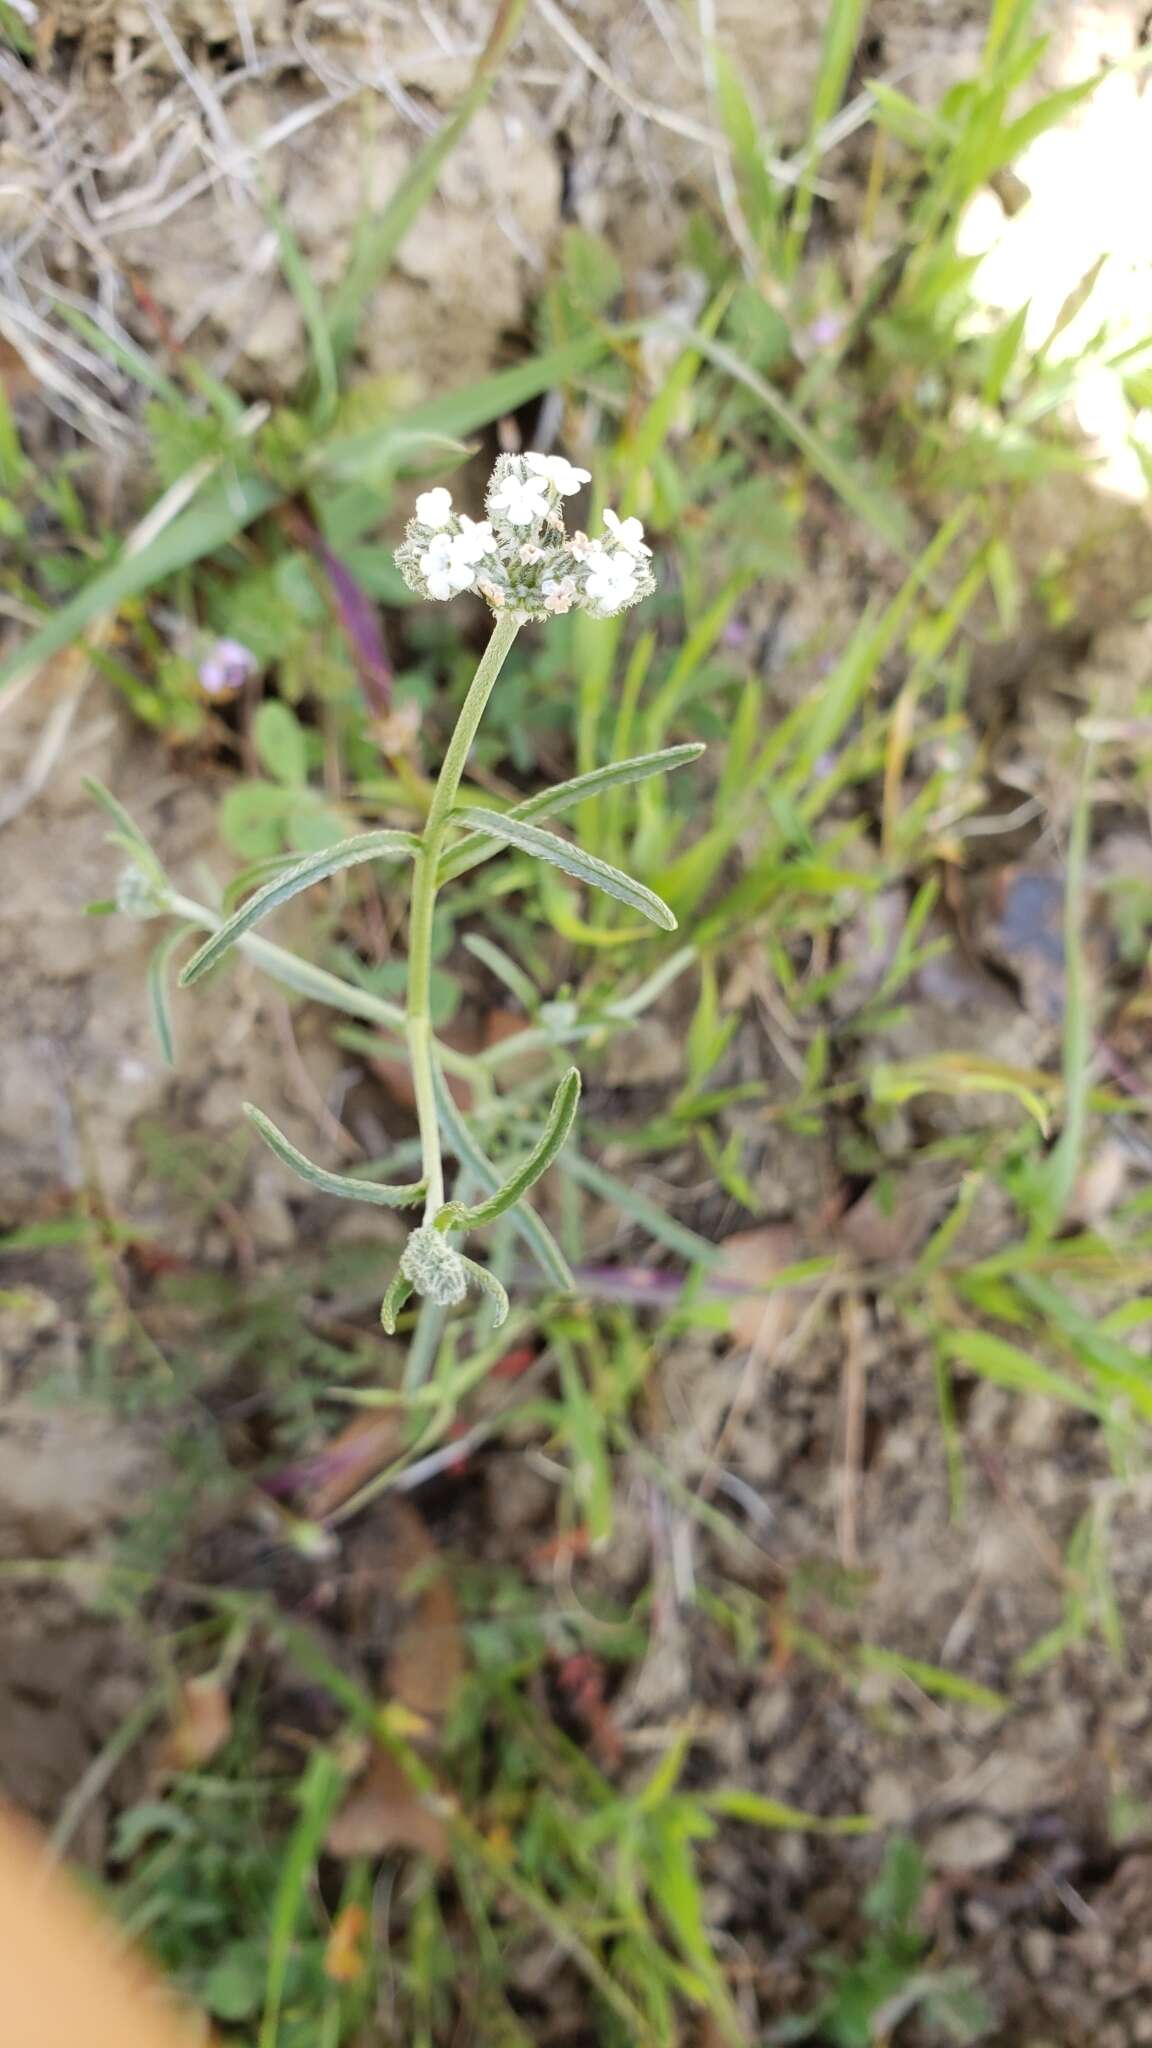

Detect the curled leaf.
[
  {"left": 459, "top": 1257, "right": 510, "bottom": 1327},
  {"left": 435, "top": 1067, "right": 580, "bottom": 1229},
  {"left": 380, "top": 1268, "right": 415, "bottom": 1334},
  {"left": 244, "top": 1103, "right": 426, "bottom": 1209}
]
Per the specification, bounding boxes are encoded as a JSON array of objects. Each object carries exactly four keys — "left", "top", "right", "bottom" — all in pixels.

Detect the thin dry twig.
[{"left": 835, "top": 1290, "right": 869, "bottom": 1567}]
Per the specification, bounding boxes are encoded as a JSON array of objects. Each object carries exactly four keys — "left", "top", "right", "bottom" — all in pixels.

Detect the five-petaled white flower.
[
  {"left": 420, "top": 532, "right": 476, "bottom": 601},
  {"left": 489, "top": 469, "right": 551, "bottom": 527},
  {"left": 525, "top": 452, "right": 592, "bottom": 497},
  {"left": 453, "top": 516, "right": 496, "bottom": 564},
  {"left": 542, "top": 576, "right": 578, "bottom": 614},
  {"left": 603, "top": 508, "right": 649, "bottom": 555},
  {"left": 414, "top": 487, "right": 454, "bottom": 529},
  {"left": 583, "top": 546, "right": 639, "bottom": 612}
]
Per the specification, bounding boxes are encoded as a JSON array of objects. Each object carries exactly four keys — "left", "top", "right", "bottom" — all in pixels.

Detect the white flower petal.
[
  {"left": 414, "top": 487, "right": 454, "bottom": 529},
  {"left": 603, "top": 507, "right": 648, "bottom": 554},
  {"left": 524, "top": 452, "right": 592, "bottom": 496},
  {"left": 490, "top": 474, "right": 550, "bottom": 526}
]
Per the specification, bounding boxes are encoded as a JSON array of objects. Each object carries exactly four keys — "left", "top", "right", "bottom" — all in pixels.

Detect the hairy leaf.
[
  {"left": 245, "top": 1104, "right": 426, "bottom": 1208},
  {"left": 455, "top": 808, "right": 676, "bottom": 931},
  {"left": 432, "top": 1069, "right": 574, "bottom": 1292},
  {"left": 436, "top": 1068, "right": 581, "bottom": 1229},
  {"left": 180, "top": 830, "right": 418, "bottom": 985},
  {"left": 380, "top": 1268, "right": 416, "bottom": 1335},
  {"left": 147, "top": 926, "right": 191, "bottom": 1067},
  {"left": 459, "top": 1258, "right": 510, "bottom": 1328},
  {"left": 440, "top": 743, "right": 705, "bottom": 882}
]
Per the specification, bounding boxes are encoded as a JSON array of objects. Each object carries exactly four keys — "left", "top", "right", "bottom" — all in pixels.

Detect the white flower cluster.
[{"left": 395, "top": 452, "right": 655, "bottom": 622}]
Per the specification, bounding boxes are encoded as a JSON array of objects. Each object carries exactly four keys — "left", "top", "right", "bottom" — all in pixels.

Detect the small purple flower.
[
  {"left": 199, "top": 637, "right": 258, "bottom": 696},
  {"left": 806, "top": 311, "right": 846, "bottom": 350}
]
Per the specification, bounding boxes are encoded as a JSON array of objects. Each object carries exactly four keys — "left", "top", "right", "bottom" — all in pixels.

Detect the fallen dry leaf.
[
  {"left": 324, "top": 1902, "right": 370, "bottom": 1983},
  {"left": 715, "top": 1224, "right": 805, "bottom": 1350},
  {"left": 0, "top": 337, "right": 37, "bottom": 401},
  {"left": 156, "top": 1675, "right": 231, "bottom": 1773},
  {"left": 299, "top": 1410, "right": 406, "bottom": 1521},
  {"left": 836, "top": 1171, "right": 947, "bottom": 1263},
  {"left": 382, "top": 1500, "right": 466, "bottom": 1722},
  {"left": 326, "top": 1745, "right": 449, "bottom": 1863}
]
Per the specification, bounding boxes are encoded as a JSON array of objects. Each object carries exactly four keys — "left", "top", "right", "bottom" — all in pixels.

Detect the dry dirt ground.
[{"left": 5, "top": 3, "right": 1152, "bottom": 2045}]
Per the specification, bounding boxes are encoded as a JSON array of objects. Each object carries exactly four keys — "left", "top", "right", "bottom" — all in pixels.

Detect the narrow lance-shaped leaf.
[
  {"left": 180, "top": 830, "right": 419, "bottom": 986},
  {"left": 244, "top": 1104, "right": 426, "bottom": 1209},
  {"left": 440, "top": 744, "right": 705, "bottom": 884},
  {"left": 85, "top": 777, "right": 170, "bottom": 887},
  {"left": 147, "top": 926, "right": 192, "bottom": 1067},
  {"left": 435, "top": 1068, "right": 581, "bottom": 1230},
  {"left": 455, "top": 807, "right": 677, "bottom": 932}
]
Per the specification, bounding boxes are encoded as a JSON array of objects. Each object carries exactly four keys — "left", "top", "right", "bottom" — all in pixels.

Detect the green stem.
[{"left": 406, "top": 611, "right": 522, "bottom": 1219}]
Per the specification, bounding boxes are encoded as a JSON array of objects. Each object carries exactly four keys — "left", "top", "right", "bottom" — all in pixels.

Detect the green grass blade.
[
  {"left": 856, "top": 1646, "right": 1009, "bottom": 1713},
  {"left": 783, "top": 0, "right": 868, "bottom": 269},
  {"left": 689, "top": 327, "right": 910, "bottom": 553},
  {"left": 461, "top": 932, "right": 539, "bottom": 1010},
  {"left": 326, "top": 0, "right": 530, "bottom": 365},
  {"left": 244, "top": 1103, "right": 426, "bottom": 1208},
  {"left": 179, "top": 830, "right": 419, "bottom": 985},
  {"left": 943, "top": 1329, "right": 1104, "bottom": 1415},
  {"left": 264, "top": 187, "right": 338, "bottom": 420},
  {"left": 0, "top": 473, "right": 278, "bottom": 698},
  {"left": 440, "top": 744, "right": 705, "bottom": 883},
  {"left": 455, "top": 808, "right": 677, "bottom": 931},
  {"left": 312, "top": 330, "right": 621, "bottom": 482},
  {"left": 259, "top": 1751, "right": 347, "bottom": 2048},
  {"left": 1033, "top": 746, "right": 1094, "bottom": 1237},
  {"left": 50, "top": 299, "right": 186, "bottom": 406},
  {"left": 707, "top": 1789, "right": 873, "bottom": 1835},
  {"left": 558, "top": 1152, "right": 719, "bottom": 1268},
  {"left": 437, "top": 1068, "right": 581, "bottom": 1229}
]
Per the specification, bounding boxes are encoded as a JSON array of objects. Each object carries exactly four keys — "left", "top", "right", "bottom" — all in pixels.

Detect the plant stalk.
[{"left": 405, "top": 611, "right": 522, "bottom": 1218}]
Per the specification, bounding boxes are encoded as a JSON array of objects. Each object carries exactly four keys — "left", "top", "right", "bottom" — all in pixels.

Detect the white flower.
[
  {"left": 542, "top": 576, "right": 578, "bottom": 614},
  {"left": 453, "top": 516, "right": 496, "bottom": 564},
  {"left": 583, "top": 546, "right": 639, "bottom": 611},
  {"left": 414, "top": 487, "right": 454, "bottom": 529},
  {"left": 524, "top": 452, "right": 592, "bottom": 497},
  {"left": 603, "top": 507, "right": 649, "bottom": 555},
  {"left": 419, "top": 532, "right": 476, "bottom": 601},
  {"left": 489, "top": 469, "right": 551, "bottom": 527}
]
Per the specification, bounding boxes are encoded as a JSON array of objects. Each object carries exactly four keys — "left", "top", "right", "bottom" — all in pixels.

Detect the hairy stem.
[{"left": 405, "top": 611, "right": 522, "bottom": 1219}]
